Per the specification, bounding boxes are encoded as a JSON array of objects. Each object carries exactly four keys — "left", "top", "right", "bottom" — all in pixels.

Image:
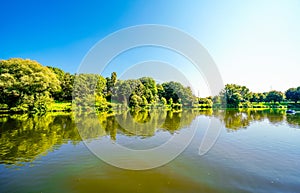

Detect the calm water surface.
[{"left": 0, "top": 110, "right": 300, "bottom": 193}]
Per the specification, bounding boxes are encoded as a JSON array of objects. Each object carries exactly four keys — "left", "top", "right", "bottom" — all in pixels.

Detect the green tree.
[
  {"left": 139, "top": 77, "right": 158, "bottom": 103},
  {"left": 161, "top": 81, "right": 196, "bottom": 106},
  {"left": 219, "top": 84, "right": 250, "bottom": 108},
  {"left": 60, "top": 73, "right": 74, "bottom": 101},
  {"left": 285, "top": 87, "right": 300, "bottom": 103},
  {"left": 105, "top": 72, "right": 117, "bottom": 101},
  {"left": 265, "top": 90, "right": 284, "bottom": 104},
  {"left": 198, "top": 97, "right": 213, "bottom": 105},
  {"left": 0, "top": 58, "right": 60, "bottom": 111},
  {"left": 73, "top": 74, "right": 106, "bottom": 107}
]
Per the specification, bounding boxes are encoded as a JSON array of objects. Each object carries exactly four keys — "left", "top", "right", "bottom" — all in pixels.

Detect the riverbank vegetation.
[{"left": 1, "top": 58, "right": 300, "bottom": 113}]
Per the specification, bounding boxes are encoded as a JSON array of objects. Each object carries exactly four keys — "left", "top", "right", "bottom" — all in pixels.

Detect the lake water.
[{"left": 0, "top": 110, "right": 300, "bottom": 193}]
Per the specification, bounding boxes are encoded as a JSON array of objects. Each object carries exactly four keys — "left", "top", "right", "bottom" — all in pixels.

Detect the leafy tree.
[
  {"left": 285, "top": 87, "right": 300, "bottom": 103},
  {"left": 47, "top": 67, "right": 75, "bottom": 101},
  {"left": 161, "top": 81, "right": 196, "bottom": 106},
  {"left": 105, "top": 72, "right": 117, "bottom": 101},
  {"left": 0, "top": 58, "right": 60, "bottom": 111},
  {"left": 73, "top": 74, "right": 106, "bottom": 107},
  {"left": 265, "top": 90, "right": 284, "bottom": 103},
  {"left": 157, "top": 84, "right": 165, "bottom": 99},
  {"left": 60, "top": 73, "right": 74, "bottom": 101},
  {"left": 47, "top": 66, "right": 65, "bottom": 81},
  {"left": 113, "top": 79, "right": 140, "bottom": 104},
  {"left": 198, "top": 97, "right": 213, "bottom": 105},
  {"left": 139, "top": 77, "right": 158, "bottom": 103},
  {"left": 219, "top": 84, "right": 250, "bottom": 108}
]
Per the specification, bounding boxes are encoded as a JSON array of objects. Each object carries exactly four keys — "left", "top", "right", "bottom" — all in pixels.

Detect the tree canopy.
[
  {"left": 285, "top": 87, "right": 300, "bottom": 103},
  {"left": 0, "top": 58, "right": 60, "bottom": 112}
]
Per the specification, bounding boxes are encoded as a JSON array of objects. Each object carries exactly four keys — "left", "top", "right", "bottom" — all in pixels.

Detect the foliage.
[
  {"left": 249, "top": 92, "right": 266, "bottom": 103},
  {"left": 198, "top": 97, "right": 213, "bottom": 105},
  {"left": 265, "top": 90, "right": 284, "bottom": 103},
  {"left": 160, "top": 81, "right": 196, "bottom": 107},
  {"left": 219, "top": 84, "right": 251, "bottom": 108},
  {"left": 72, "top": 73, "right": 107, "bottom": 108},
  {"left": 0, "top": 58, "right": 60, "bottom": 112},
  {"left": 2, "top": 58, "right": 299, "bottom": 112},
  {"left": 139, "top": 77, "right": 158, "bottom": 103},
  {"left": 47, "top": 66, "right": 74, "bottom": 102},
  {"left": 105, "top": 72, "right": 117, "bottom": 101},
  {"left": 285, "top": 87, "right": 300, "bottom": 103}
]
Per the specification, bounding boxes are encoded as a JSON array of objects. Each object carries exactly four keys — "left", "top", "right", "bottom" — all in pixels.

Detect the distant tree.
[
  {"left": 113, "top": 79, "right": 142, "bottom": 104},
  {"left": 161, "top": 81, "right": 196, "bottom": 106},
  {"left": 0, "top": 58, "right": 60, "bottom": 111},
  {"left": 60, "top": 73, "right": 74, "bottom": 101},
  {"left": 265, "top": 90, "right": 284, "bottom": 103},
  {"left": 212, "top": 95, "right": 221, "bottom": 104},
  {"left": 198, "top": 97, "right": 213, "bottom": 105},
  {"left": 105, "top": 72, "right": 117, "bottom": 101},
  {"left": 249, "top": 92, "right": 259, "bottom": 102},
  {"left": 139, "top": 77, "right": 158, "bottom": 103},
  {"left": 157, "top": 84, "right": 165, "bottom": 99},
  {"left": 285, "top": 87, "right": 300, "bottom": 103},
  {"left": 111, "top": 72, "right": 117, "bottom": 85},
  {"left": 258, "top": 93, "right": 267, "bottom": 102},
  {"left": 219, "top": 84, "right": 250, "bottom": 108},
  {"left": 73, "top": 74, "right": 106, "bottom": 107},
  {"left": 249, "top": 92, "right": 266, "bottom": 103}
]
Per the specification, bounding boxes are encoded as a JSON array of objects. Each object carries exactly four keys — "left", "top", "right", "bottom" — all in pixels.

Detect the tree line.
[
  {"left": 214, "top": 84, "right": 300, "bottom": 108},
  {"left": 1, "top": 58, "right": 300, "bottom": 112},
  {"left": 0, "top": 58, "right": 195, "bottom": 112}
]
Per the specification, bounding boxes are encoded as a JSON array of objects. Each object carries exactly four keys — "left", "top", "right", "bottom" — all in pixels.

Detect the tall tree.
[{"left": 105, "top": 72, "right": 117, "bottom": 102}]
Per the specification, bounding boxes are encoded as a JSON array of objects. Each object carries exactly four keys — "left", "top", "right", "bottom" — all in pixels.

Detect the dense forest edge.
[{"left": 1, "top": 58, "right": 300, "bottom": 113}]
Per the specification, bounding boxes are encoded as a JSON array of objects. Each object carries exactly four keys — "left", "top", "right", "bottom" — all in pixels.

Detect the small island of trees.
[{"left": 1, "top": 58, "right": 300, "bottom": 113}]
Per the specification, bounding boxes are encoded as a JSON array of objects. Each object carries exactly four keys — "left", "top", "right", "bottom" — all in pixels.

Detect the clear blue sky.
[{"left": 1, "top": 0, "right": 300, "bottom": 96}]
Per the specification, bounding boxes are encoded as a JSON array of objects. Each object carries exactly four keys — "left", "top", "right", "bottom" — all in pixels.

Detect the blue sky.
[{"left": 1, "top": 0, "right": 300, "bottom": 96}]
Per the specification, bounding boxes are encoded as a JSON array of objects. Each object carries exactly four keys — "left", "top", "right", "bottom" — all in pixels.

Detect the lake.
[{"left": 0, "top": 109, "right": 300, "bottom": 193}]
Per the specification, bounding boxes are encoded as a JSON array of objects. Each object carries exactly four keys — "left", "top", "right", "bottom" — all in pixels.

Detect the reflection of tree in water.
[
  {"left": 75, "top": 112, "right": 109, "bottom": 140},
  {"left": 0, "top": 113, "right": 80, "bottom": 165},
  {"left": 2, "top": 109, "right": 260, "bottom": 166},
  {"left": 265, "top": 109, "right": 285, "bottom": 124},
  {"left": 214, "top": 109, "right": 286, "bottom": 131},
  {"left": 222, "top": 110, "right": 250, "bottom": 131},
  {"left": 115, "top": 110, "right": 166, "bottom": 138},
  {"left": 95, "top": 110, "right": 200, "bottom": 139},
  {"left": 286, "top": 113, "right": 300, "bottom": 128}
]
